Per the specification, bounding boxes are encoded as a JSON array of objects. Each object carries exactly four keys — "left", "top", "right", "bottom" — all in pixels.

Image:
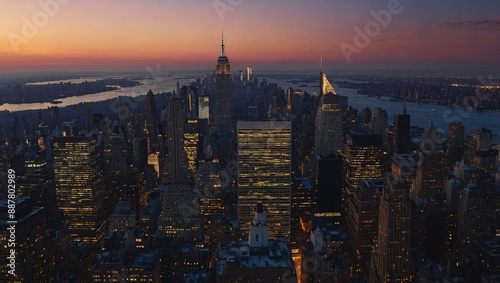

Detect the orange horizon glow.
[{"left": 0, "top": 1, "right": 498, "bottom": 74}]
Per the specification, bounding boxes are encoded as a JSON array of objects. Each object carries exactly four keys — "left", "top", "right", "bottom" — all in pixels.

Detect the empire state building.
[{"left": 215, "top": 32, "right": 232, "bottom": 137}]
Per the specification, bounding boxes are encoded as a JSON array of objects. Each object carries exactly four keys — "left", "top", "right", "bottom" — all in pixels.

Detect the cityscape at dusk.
[{"left": 0, "top": 1, "right": 499, "bottom": 283}]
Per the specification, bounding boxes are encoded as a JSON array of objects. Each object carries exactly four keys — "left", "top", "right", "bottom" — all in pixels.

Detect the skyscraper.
[
  {"left": 464, "top": 128, "right": 492, "bottom": 163},
  {"left": 145, "top": 89, "right": 159, "bottom": 154},
  {"left": 393, "top": 105, "right": 411, "bottom": 154},
  {"left": 0, "top": 198, "right": 55, "bottom": 282},
  {"left": 447, "top": 121, "right": 465, "bottom": 166},
  {"left": 157, "top": 181, "right": 201, "bottom": 241},
  {"left": 316, "top": 154, "right": 343, "bottom": 214},
  {"left": 18, "top": 149, "right": 59, "bottom": 227},
  {"left": 246, "top": 64, "right": 252, "bottom": 83},
  {"left": 198, "top": 94, "right": 210, "bottom": 120},
  {"left": 184, "top": 119, "right": 200, "bottom": 179},
  {"left": 371, "top": 108, "right": 389, "bottom": 135},
  {"left": 315, "top": 68, "right": 343, "bottom": 156},
  {"left": 237, "top": 121, "right": 291, "bottom": 241},
  {"left": 413, "top": 122, "right": 447, "bottom": 201},
  {"left": 370, "top": 176, "right": 412, "bottom": 282},
  {"left": 343, "top": 132, "right": 384, "bottom": 193},
  {"left": 347, "top": 179, "right": 384, "bottom": 276},
  {"left": 165, "top": 97, "right": 189, "bottom": 181},
  {"left": 53, "top": 136, "right": 106, "bottom": 249},
  {"left": 215, "top": 32, "right": 232, "bottom": 136},
  {"left": 196, "top": 159, "right": 224, "bottom": 240},
  {"left": 456, "top": 184, "right": 489, "bottom": 257}
]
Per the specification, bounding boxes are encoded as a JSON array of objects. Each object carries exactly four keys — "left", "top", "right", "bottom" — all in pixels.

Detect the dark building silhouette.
[
  {"left": 464, "top": 128, "right": 492, "bottom": 163},
  {"left": 447, "top": 121, "right": 465, "bottom": 166},
  {"left": 0, "top": 197, "right": 55, "bottom": 282},
  {"left": 18, "top": 149, "right": 60, "bottom": 228},
  {"left": 316, "top": 154, "right": 343, "bottom": 214},
  {"left": 146, "top": 89, "right": 160, "bottom": 153},
  {"left": 393, "top": 105, "right": 410, "bottom": 154},
  {"left": 165, "top": 97, "right": 189, "bottom": 181}
]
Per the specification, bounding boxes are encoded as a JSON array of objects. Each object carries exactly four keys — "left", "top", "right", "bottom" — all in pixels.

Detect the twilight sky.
[{"left": 0, "top": 0, "right": 498, "bottom": 75}]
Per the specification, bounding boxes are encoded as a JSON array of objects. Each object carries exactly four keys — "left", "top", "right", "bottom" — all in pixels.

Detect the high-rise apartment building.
[{"left": 237, "top": 121, "right": 291, "bottom": 241}]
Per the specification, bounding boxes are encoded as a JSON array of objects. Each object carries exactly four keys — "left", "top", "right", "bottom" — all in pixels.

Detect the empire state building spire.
[
  {"left": 215, "top": 31, "right": 231, "bottom": 136},
  {"left": 220, "top": 30, "right": 226, "bottom": 57}
]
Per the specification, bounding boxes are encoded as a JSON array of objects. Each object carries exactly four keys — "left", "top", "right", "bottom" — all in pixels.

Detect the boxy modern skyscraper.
[
  {"left": 53, "top": 136, "right": 106, "bottom": 249},
  {"left": 237, "top": 121, "right": 292, "bottom": 241}
]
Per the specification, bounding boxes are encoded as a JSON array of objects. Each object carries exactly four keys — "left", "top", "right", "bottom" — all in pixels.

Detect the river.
[
  {"left": 265, "top": 77, "right": 499, "bottom": 143},
  {"left": 0, "top": 74, "right": 498, "bottom": 142}
]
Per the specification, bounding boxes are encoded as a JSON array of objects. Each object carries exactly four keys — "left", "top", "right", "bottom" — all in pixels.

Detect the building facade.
[{"left": 237, "top": 121, "right": 292, "bottom": 241}]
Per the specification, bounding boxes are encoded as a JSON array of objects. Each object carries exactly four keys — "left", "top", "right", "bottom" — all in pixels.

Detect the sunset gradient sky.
[{"left": 0, "top": 0, "right": 499, "bottom": 75}]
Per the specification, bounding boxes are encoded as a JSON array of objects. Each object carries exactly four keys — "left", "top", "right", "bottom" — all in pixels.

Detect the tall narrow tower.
[
  {"left": 145, "top": 90, "right": 159, "bottom": 153},
  {"left": 315, "top": 64, "right": 343, "bottom": 156},
  {"left": 393, "top": 105, "right": 410, "bottom": 154},
  {"left": 165, "top": 97, "right": 188, "bottom": 181},
  {"left": 248, "top": 203, "right": 269, "bottom": 248},
  {"left": 215, "top": 31, "right": 232, "bottom": 137},
  {"left": 246, "top": 64, "right": 252, "bottom": 83}
]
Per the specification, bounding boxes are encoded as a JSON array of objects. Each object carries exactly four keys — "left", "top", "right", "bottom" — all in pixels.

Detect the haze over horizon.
[{"left": 1, "top": 0, "right": 499, "bottom": 76}]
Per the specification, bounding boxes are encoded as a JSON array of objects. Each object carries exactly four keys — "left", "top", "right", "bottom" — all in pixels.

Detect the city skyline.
[
  {"left": 0, "top": 0, "right": 498, "bottom": 74},
  {"left": 0, "top": 2, "right": 499, "bottom": 282}
]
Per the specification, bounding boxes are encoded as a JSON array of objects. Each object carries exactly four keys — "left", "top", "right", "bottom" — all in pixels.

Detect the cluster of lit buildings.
[{"left": 0, "top": 35, "right": 498, "bottom": 283}]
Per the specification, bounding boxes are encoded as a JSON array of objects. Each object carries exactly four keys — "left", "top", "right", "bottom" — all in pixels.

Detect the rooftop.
[{"left": 217, "top": 238, "right": 293, "bottom": 276}]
